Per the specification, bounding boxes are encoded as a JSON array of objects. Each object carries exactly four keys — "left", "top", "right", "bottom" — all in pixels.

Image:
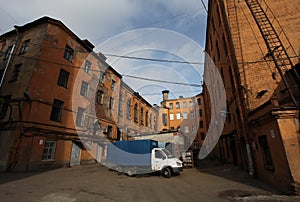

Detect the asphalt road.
[{"left": 0, "top": 162, "right": 298, "bottom": 202}]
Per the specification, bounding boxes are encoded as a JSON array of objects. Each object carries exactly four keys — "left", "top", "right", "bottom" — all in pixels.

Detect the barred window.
[{"left": 42, "top": 141, "right": 56, "bottom": 161}]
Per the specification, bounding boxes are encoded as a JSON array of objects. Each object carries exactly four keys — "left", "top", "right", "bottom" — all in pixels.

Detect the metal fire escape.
[{"left": 245, "top": 0, "right": 300, "bottom": 107}]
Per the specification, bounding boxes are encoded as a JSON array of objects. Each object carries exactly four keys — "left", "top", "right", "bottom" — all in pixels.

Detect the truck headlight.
[{"left": 176, "top": 161, "right": 182, "bottom": 166}]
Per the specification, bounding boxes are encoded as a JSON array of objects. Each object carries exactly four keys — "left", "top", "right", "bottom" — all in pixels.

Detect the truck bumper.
[{"left": 173, "top": 167, "right": 183, "bottom": 173}]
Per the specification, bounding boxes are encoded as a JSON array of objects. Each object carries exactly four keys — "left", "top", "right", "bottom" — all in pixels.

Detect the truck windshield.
[{"left": 162, "top": 149, "right": 175, "bottom": 158}]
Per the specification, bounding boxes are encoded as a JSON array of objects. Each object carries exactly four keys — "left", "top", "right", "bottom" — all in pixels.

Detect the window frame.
[
  {"left": 76, "top": 107, "right": 85, "bottom": 126},
  {"left": 42, "top": 140, "right": 56, "bottom": 161},
  {"left": 19, "top": 39, "right": 30, "bottom": 54},
  {"left": 50, "top": 99, "right": 64, "bottom": 122},
  {"left": 80, "top": 81, "right": 89, "bottom": 97},
  {"left": 57, "top": 69, "right": 70, "bottom": 88},
  {"left": 63, "top": 45, "right": 74, "bottom": 63},
  {"left": 84, "top": 60, "right": 92, "bottom": 74}
]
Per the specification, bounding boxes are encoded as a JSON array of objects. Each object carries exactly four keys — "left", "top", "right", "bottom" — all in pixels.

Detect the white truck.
[{"left": 106, "top": 139, "right": 183, "bottom": 177}]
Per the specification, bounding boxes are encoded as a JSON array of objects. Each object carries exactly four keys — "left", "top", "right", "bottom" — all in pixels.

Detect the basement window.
[{"left": 42, "top": 141, "right": 56, "bottom": 161}]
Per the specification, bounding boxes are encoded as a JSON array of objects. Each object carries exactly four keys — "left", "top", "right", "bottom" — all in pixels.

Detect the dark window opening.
[
  {"left": 258, "top": 135, "right": 274, "bottom": 170},
  {"left": 10, "top": 63, "right": 22, "bottom": 82},
  {"left": 50, "top": 99, "right": 64, "bottom": 122},
  {"left": 57, "top": 69, "right": 69, "bottom": 88}
]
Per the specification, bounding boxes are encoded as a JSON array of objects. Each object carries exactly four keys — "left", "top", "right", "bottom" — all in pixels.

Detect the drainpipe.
[
  {"left": 0, "top": 26, "right": 20, "bottom": 90},
  {"left": 246, "top": 143, "right": 254, "bottom": 176}
]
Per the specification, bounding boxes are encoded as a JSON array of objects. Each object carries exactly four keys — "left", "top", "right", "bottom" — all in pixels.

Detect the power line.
[
  {"left": 122, "top": 74, "right": 202, "bottom": 87},
  {"left": 105, "top": 53, "right": 203, "bottom": 65}
]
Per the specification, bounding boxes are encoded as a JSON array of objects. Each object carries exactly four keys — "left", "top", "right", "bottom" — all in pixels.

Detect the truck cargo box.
[{"left": 107, "top": 140, "right": 158, "bottom": 167}]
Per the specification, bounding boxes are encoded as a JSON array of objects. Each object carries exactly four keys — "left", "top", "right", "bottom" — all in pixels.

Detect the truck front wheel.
[{"left": 162, "top": 167, "right": 172, "bottom": 178}]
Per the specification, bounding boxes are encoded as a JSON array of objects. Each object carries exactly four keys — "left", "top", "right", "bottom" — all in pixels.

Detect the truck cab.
[{"left": 151, "top": 148, "right": 183, "bottom": 178}]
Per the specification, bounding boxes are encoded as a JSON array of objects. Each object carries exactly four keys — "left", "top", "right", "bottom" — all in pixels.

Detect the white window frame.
[
  {"left": 176, "top": 113, "right": 181, "bottom": 120},
  {"left": 170, "top": 114, "right": 174, "bottom": 120}
]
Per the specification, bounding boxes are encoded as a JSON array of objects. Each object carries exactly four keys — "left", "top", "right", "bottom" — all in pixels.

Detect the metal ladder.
[{"left": 245, "top": 0, "right": 300, "bottom": 106}]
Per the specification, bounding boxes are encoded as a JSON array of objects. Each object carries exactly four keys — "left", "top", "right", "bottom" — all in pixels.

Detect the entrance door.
[{"left": 70, "top": 142, "right": 81, "bottom": 166}]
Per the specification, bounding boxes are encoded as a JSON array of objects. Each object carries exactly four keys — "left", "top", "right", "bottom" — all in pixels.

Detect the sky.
[{"left": 0, "top": 0, "right": 209, "bottom": 105}]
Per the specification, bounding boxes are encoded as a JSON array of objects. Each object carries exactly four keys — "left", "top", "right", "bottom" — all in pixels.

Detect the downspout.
[{"left": 0, "top": 26, "right": 20, "bottom": 90}]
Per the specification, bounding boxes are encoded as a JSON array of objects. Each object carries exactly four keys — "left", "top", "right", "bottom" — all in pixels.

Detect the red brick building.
[
  {"left": 0, "top": 17, "right": 126, "bottom": 171},
  {"left": 203, "top": 0, "right": 300, "bottom": 194},
  {"left": 0, "top": 16, "right": 168, "bottom": 171}
]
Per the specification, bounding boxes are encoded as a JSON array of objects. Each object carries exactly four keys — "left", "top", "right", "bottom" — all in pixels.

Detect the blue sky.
[{"left": 0, "top": 0, "right": 208, "bottom": 104}]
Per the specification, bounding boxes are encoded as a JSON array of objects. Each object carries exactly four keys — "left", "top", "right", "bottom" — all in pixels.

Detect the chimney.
[{"left": 162, "top": 90, "right": 169, "bottom": 102}]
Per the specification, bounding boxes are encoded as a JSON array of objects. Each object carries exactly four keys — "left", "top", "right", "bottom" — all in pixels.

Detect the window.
[
  {"left": 184, "top": 126, "right": 189, "bottom": 133},
  {"left": 192, "top": 126, "right": 196, "bottom": 133},
  {"left": 145, "top": 111, "right": 149, "bottom": 127},
  {"left": 57, "top": 69, "right": 69, "bottom": 88},
  {"left": 162, "top": 113, "right": 167, "bottom": 126},
  {"left": 198, "top": 109, "right": 202, "bottom": 117},
  {"left": 19, "top": 39, "right": 30, "bottom": 54},
  {"left": 170, "top": 114, "right": 174, "bottom": 120},
  {"left": 96, "top": 90, "right": 103, "bottom": 104},
  {"left": 150, "top": 113, "right": 152, "bottom": 129},
  {"left": 169, "top": 103, "right": 173, "bottom": 109},
  {"left": 183, "top": 112, "right": 188, "bottom": 119},
  {"left": 199, "top": 120, "right": 204, "bottom": 128},
  {"left": 182, "top": 101, "right": 187, "bottom": 108},
  {"left": 76, "top": 107, "right": 85, "bottom": 126},
  {"left": 197, "top": 98, "right": 201, "bottom": 105},
  {"left": 140, "top": 107, "right": 144, "bottom": 125},
  {"left": 80, "top": 81, "right": 88, "bottom": 97},
  {"left": 100, "top": 72, "right": 105, "bottom": 83},
  {"left": 189, "top": 101, "right": 194, "bottom": 108},
  {"left": 3, "top": 45, "right": 13, "bottom": 60},
  {"left": 107, "top": 126, "right": 113, "bottom": 138},
  {"left": 0, "top": 95, "right": 11, "bottom": 119},
  {"left": 50, "top": 99, "right": 64, "bottom": 122},
  {"left": 111, "top": 79, "right": 116, "bottom": 90},
  {"left": 258, "top": 135, "right": 274, "bottom": 169},
  {"left": 109, "top": 97, "right": 114, "bottom": 109},
  {"left": 201, "top": 132, "right": 205, "bottom": 140},
  {"left": 176, "top": 113, "right": 181, "bottom": 120},
  {"left": 84, "top": 60, "right": 92, "bottom": 73},
  {"left": 134, "top": 103, "right": 138, "bottom": 123},
  {"left": 155, "top": 150, "right": 164, "bottom": 159},
  {"left": 119, "top": 93, "right": 123, "bottom": 116},
  {"left": 176, "top": 102, "right": 180, "bottom": 109},
  {"left": 190, "top": 112, "right": 195, "bottom": 119},
  {"left": 10, "top": 63, "right": 22, "bottom": 81},
  {"left": 126, "top": 99, "right": 131, "bottom": 119},
  {"left": 42, "top": 141, "right": 56, "bottom": 161},
  {"left": 64, "top": 45, "right": 74, "bottom": 62}
]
